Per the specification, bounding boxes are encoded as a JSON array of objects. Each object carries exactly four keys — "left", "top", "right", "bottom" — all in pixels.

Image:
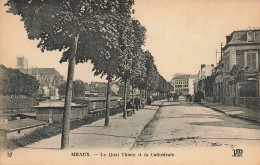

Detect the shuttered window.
[{"left": 245, "top": 52, "right": 258, "bottom": 69}]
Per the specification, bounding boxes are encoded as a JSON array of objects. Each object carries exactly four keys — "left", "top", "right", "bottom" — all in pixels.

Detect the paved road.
[
  {"left": 133, "top": 99, "right": 260, "bottom": 150},
  {"left": 2, "top": 99, "right": 260, "bottom": 165}
]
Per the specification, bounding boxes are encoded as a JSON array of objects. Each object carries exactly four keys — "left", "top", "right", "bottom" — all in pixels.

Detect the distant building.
[
  {"left": 84, "top": 81, "right": 120, "bottom": 97},
  {"left": 194, "top": 64, "right": 214, "bottom": 98},
  {"left": 16, "top": 57, "right": 64, "bottom": 99},
  {"left": 98, "top": 86, "right": 107, "bottom": 97},
  {"left": 16, "top": 56, "right": 28, "bottom": 69},
  {"left": 35, "top": 101, "right": 88, "bottom": 123},
  {"left": 193, "top": 74, "right": 199, "bottom": 93},
  {"left": 111, "top": 81, "right": 120, "bottom": 96},
  {"left": 171, "top": 73, "right": 196, "bottom": 95}
]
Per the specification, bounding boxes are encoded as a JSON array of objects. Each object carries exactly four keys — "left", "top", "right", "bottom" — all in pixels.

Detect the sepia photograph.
[{"left": 0, "top": 0, "right": 260, "bottom": 164}]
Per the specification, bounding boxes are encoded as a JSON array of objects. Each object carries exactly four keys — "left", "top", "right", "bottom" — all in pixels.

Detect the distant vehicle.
[
  {"left": 185, "top": 94, "right": 192, "bottom": 102},
  {"left": 172, "top": 93, "right": 179, "bottom": 101}
]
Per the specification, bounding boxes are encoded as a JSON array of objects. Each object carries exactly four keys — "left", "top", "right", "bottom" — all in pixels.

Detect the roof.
[
  {"left": 34, "top": 100, "right": 83, "bottom": 108},
  {"left": 0, "top": 118, "right": 45, "bottom": 131},
  {"left": 190, "top": 75, "right": 198, "bottom": 79},
  {"left": 172, "top": 73, "right": 196, "bottom": 80},
  {"left": 19, "top": 68, "right": 61, "bottom": 76},
  {"left": 36, "top": 68, "right": 60, "bottom": 75},
  {"left": 223, "top": 29, "right": 260, "bottom": 49}
]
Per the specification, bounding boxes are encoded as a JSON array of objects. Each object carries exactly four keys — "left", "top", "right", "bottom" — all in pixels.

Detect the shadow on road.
[{"left": 70, "top": 132, "right": 136, "bottom": 139}]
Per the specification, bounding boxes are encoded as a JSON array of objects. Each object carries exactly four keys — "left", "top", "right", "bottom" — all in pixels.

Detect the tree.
[
  {"left": 204, "top": 76, "right": 214, "bottom": 97},
  {"left": 116, "top": 24, "right": 134, "bottom": 118},
  {"left": 229, "top": 65, "right": 249, "bottom": 99},
  {"left": 0, "top": 65, "right": 39, "bottom": 97},
  {"left": 6, "top": 0, "right": 125, "bottom": 149},
  {"left": 90, "top": 0, "right": 135, "bottom": 123},
  {"left": 229, "top": 65, "right": 249, "bottom": 84},
  {"left": 143, "top": 50, "right": 154, "bottom": 100},
  {"left": 130, "top": 19, "right": 146, "bottom": 113},
  {"left": 73, "top": 80, "right": 85, "bottom": 98},
  {"left": 131, "top": 48, "right": 147, "bottom": 112},
  {"left": 58, "top": 82, "right": 67, "bottom": 97}
]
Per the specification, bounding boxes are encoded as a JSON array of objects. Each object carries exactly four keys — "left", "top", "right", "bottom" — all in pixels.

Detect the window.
[
  {"left": 247, "top": 31, "right": 255, "bottom": 42},
  {"left": 244, "top": 51, "right": 258, "bottom": 69}
]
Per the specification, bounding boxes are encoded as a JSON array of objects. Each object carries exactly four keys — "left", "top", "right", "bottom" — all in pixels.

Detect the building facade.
[
  {"left": 194, "top": 64, "right": 214, "bottom": 99},
  {"left": 213, "top": 29, "right": 260, "bottom": 109},
  {"left": 171, "top": 73, "right": 196, "bottom": 95}
]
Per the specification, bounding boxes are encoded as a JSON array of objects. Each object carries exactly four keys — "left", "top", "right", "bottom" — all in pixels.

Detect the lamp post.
[{"left": 216, "top": 42, "right": 223, "bottom": 66}]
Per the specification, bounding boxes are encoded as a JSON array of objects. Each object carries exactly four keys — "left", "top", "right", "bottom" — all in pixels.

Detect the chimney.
[{"left": 226, "top": 35, "right": 232, "bottom": 44}]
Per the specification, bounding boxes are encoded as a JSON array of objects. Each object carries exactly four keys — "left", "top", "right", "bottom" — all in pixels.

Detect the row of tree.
[
  {"left": 6, "top": 0, "right": 172, "bottom": 149},
  {"left": 0, "top": 65, "right": 39, "bottom": 97},
  {"left": 58, "top": 80, "right": 86, "bottom": 99}
]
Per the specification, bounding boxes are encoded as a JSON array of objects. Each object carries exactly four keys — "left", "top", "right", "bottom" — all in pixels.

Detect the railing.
[{"left": 238, "top": 97, "right": 259, "bottom": 110}]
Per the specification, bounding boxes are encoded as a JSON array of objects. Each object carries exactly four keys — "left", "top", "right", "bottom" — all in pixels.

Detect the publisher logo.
[{"left": 232, "top": 149, "right": 243, "bottom": 157}]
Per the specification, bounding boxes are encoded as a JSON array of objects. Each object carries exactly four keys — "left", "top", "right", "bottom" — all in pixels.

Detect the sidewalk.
[
  {"left": 15, "top": 100, "right": 165, "bottom": 151},
  {"left": 200, "top": 100, "right": 260, "bottom": 125}
]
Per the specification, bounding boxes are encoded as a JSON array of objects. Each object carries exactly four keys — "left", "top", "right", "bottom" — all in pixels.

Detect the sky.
[{"left": 1, "top": 0, "right": 260, "bottom": 83}]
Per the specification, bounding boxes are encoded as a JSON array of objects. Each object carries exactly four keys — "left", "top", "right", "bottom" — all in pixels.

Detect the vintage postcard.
[{"left": 0, "top": 0, "right": 260, "bottom": 165}]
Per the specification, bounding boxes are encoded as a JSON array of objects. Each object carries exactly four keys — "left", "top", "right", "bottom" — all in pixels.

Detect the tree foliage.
[
  {"left": 229, "top": 65, "right": 249, "bottom": 84},
  {"left": 58, "top": 82, "right": 67, "bottom": 97},
  {"left": 5, "top": 0, "right": 135, "bottom": 148},
  {"left": 73, "top": 80, "right": 86, "bottom": 98},
  {"left": 0, "top": 65, "right": 39, "bottom": 97},
  {"left": 58, "top": 80, "right": 86, "bottom": 98},
  {"left": 5, "top": 0, "right": 171, "bottom": 145}
]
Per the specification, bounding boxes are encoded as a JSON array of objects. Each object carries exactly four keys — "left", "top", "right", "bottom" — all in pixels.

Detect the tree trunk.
[
  {"left": 123, "top": 79, "right": 127, "bottom": 119},
  {"left": 132, "top": 85, "right": 135, "bottom": 114},
  {"left": 72, "top": 83, "right": 74, "bottom": 100},
  {"left": 61, "top": 34, "right": 79, "bottom": 149},
  {"left": 105, "top": 78, "right": 111, "bottom": 126},
  {"left": 139, "top": 89, "right": 142, "bottom": 109},
  {"left": 147, "top": 90, "right": 149, "bottom": 103},
  {"left": 234, "top": 83, "right": 237, "bottom": 106}
]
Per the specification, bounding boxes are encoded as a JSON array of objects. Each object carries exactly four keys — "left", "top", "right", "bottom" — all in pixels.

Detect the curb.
[
  {"left": 130, "top": 100, "right": 166, "bottom": 149},
  {"left": 200, "top": 103, "right": 260, "bottom": 125}
]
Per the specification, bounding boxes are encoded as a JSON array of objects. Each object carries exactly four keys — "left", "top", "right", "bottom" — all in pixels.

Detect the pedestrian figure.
[
  {"left": 167, "top": 93, "right": 171, "bottom": 101},
  {"left": 173, "top": 93, "right": 179, "bottom": 101},
  {"left": 126, "top": 99, "right": 133, "bottom": 109},
  {"left": 194, "top": 91, "right": 203, "bottom": 103},
  {"left": 134, "top": 97, "right": 140, "bottom": 110},
  {"left": 147, "top": 97, "right": 152, "bottom": 105}
]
